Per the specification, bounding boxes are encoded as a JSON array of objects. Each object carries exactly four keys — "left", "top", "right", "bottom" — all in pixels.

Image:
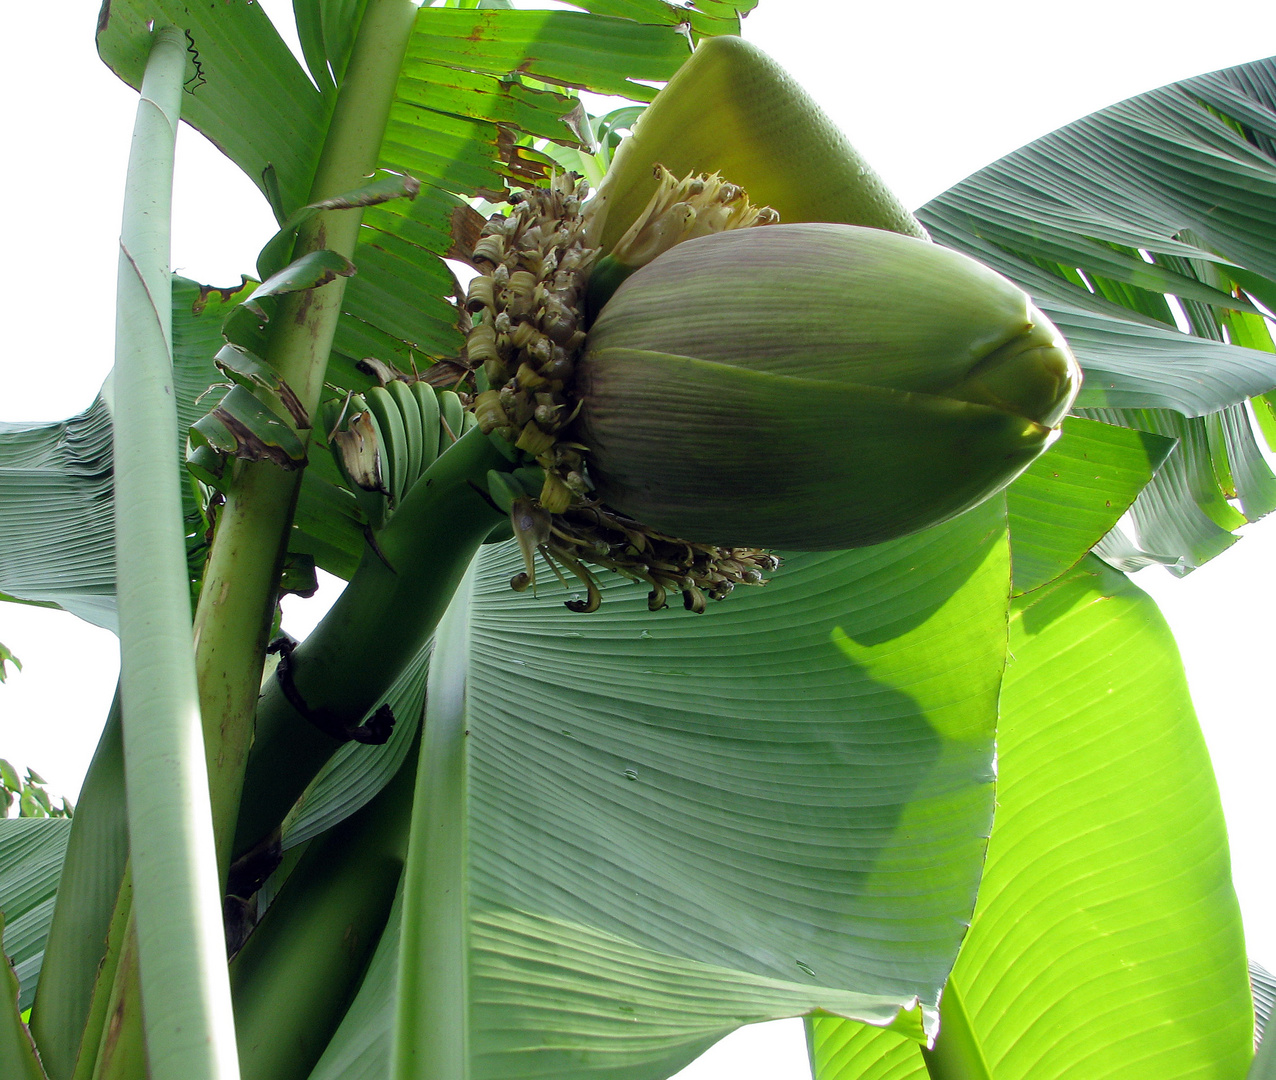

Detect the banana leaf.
[
  {"left": 6, "top": 6, "right": 1267, "bottom": 1079},
  {"left": 922, "top": 55, "right": 1276, "bottom": 574},
  {"left": 0, "top": 819, "right": 72, "bottom": 1013},
  {"left": 323, "top": 500, "right": 1011, "bottom": 1080},
  {"left": 807, "top": 558, "right": 1252, "bottom": 1079}
]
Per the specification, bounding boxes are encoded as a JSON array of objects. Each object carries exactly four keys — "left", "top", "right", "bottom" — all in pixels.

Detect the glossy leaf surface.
[
  {"left": 379, "top": 499, "right": 1011, "bottom": 1079},
  {"left": 808, "top": 558, "right": 1251, "bottom": 1080}
]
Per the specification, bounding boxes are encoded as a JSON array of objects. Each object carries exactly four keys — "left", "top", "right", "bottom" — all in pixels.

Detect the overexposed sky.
[{"left": 3, "top": 2, "right": 1276, "bottom": 1076}]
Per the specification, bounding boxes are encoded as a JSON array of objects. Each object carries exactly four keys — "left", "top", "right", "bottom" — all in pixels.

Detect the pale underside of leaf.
[
  {"left": 0, "top": 819, "right": 73, "bottom": 1013},
  {"left": 922, "top": 54, "right": 1276, "bottom": 573}
]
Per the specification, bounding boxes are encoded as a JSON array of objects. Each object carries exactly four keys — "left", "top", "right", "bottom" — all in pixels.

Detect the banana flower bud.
[
  {"left": 578, "top": 223, "right": 1081, "bottom": 550},
  {"left": 589, "top": 36, "right": 927, "bottom": 253}
]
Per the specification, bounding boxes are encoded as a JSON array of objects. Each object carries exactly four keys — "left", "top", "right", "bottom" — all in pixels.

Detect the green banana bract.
[
  {"left": 590, "top": 35, "right": 926, "bottom": 254},
  {"left": 578, "top": 223, "right": 1081, "bottom": 550}
]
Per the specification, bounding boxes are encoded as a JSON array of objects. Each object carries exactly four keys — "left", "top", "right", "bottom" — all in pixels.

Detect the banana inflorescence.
[
  {"left": 443, "top": 36, "right": 943, "bottom": 612},
  {"left": 459, "top": 168, "right": 783, "bottom": 614},
  {"left": 315, "top": 35, "right": 1077, "bottom": 614}
]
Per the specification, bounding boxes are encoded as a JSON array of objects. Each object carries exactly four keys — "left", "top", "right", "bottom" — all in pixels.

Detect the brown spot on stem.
[
  {"left": 211, "top": 407, "right": 307, "bottom": 469},
  {"left": 293, "top": 287, "right": 315, "bottom": 325}
]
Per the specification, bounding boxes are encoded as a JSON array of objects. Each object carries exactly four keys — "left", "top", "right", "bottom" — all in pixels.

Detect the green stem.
[
  {"left": 191, "top": 0, "right": 419, "bottom": 876},
  {"left": 921, "top": 980, "right": 992, "bottom": 1080},
  {"left": 391, "top": 563, "right": 477, "bottom": 1080},
  {"left": 110, "top": 25, "right": 238, "bottom": 1080},
  {"left": 69, "top": 868, "right": 132, "bottom": 1080},
  {"left": 232, "top": 428, "right": 506, "bottom": 854},
  {"left": 230, "top": 733, "right": 419, "bottom": 1080},
  {"left": 88, "top": 923, "right": 145, "bottom": 1080}
]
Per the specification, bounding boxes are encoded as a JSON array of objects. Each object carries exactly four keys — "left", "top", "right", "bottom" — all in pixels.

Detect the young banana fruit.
[{"left": 325, "top": 376, "right": 475, "bottom": 531}]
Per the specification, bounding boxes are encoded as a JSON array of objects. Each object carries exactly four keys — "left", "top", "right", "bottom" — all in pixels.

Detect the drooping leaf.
[
  {"left": 808, "top": 558, "right": 1252, "bottom": 1080},
  {"left": 1256, "top": 973, "right": 1276, "bottom": 1080},
  {"left": 1044, "top": 300, "right": 1276, "bottom": 417},
  {"left": 96, "top": 0, "right": 326, "bottom": 216},
  {"left": 923, "top": 54, "right": 1276, "bottom": 572},
  {"left": 240, "top": 250, "right": 358, "bottom": 323},
  {"left": 0, "top": 398, "right": 117, "bottom": 629},
  {"left": 1085, "top": 407, "right": 1248, "bottom": 574},
  {"left": 1255, "top": 961, "right": 1275, "bottom": 1045}
]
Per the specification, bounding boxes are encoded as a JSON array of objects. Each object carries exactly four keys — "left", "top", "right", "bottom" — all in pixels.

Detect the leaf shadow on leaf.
[{"left": 463, "top": 503, "right": 1006, "bottom": 1002}]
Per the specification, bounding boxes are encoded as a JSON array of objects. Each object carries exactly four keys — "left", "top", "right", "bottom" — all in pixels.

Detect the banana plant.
[{"left": 0, "top": 4, "right": 1273, "bottom": 1080}]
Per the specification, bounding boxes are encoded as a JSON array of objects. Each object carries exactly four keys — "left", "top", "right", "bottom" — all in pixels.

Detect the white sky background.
[{"left": 2, "top": 1, "right": 1276, "bottom": 1075}]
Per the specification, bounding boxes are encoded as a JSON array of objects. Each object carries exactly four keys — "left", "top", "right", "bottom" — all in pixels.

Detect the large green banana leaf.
[
  {"left": 0, "top": 402, "right": 116, "bottom": 630},
  {"left": 2, "top": 513, "right": 1015, "bottom": 1079},
  {"left": 0, "top": 5, "right": 1264, "bottom": 1079},
  {"left": 1255, "top": 962, "right": 1274, "bottom": 1045},
  {"left": 807, "top": 558, "right": 1252, "bottom": 1079},
  {"left": 308, "top": 503, "right": 1009, "bottom": 1080},
  {"left": 921, "top": 56, "right": 1276, "bottom": 575}
]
